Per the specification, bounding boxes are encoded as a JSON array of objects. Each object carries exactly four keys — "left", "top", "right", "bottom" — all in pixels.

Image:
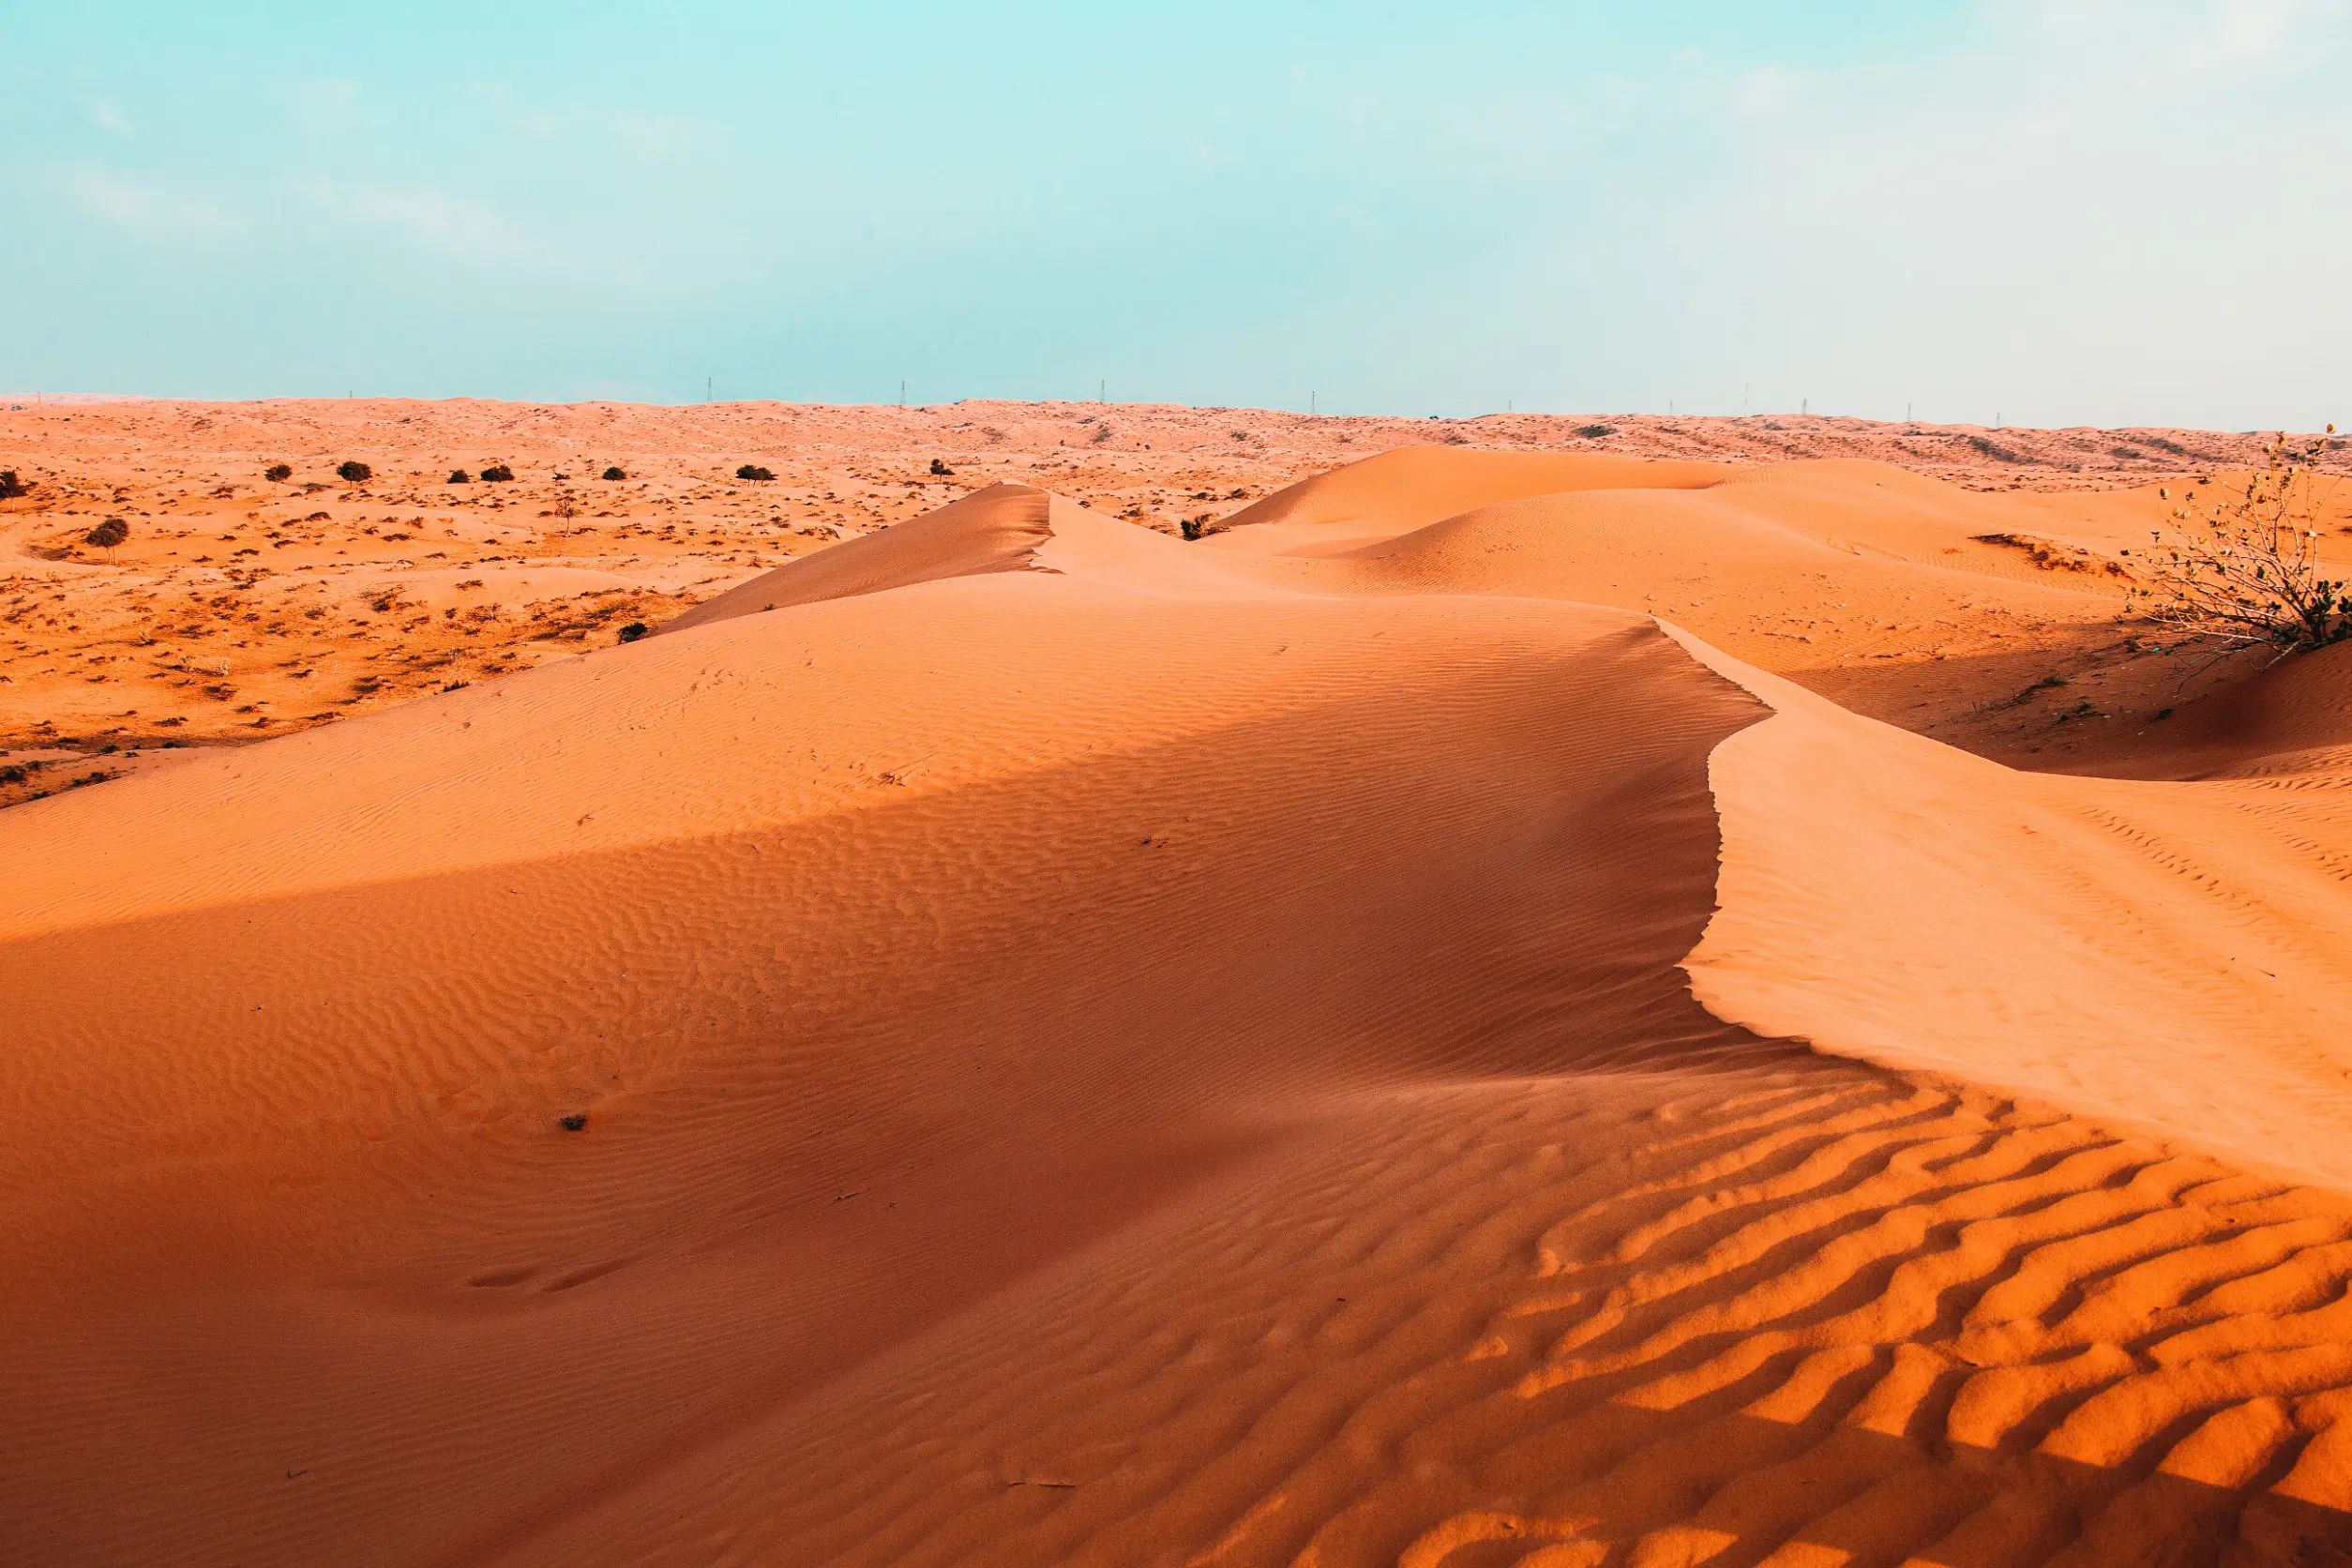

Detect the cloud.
[
  {"left": 293, "top": 178, "right": 522, "bottom": 263},
  {"left": 58, "top": 167, "right": 241, "bottom": 242}
]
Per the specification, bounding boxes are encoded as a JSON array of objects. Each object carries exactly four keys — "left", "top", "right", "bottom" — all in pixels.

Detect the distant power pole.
[
  {"left": 1312, "top": 391, "right": 1319, "bottom": 415},
  {"left": 900, "top": 380, "right": 907, "bottom": 407},
  {"left": 1098, "top": 379, "right": 1106, "bottom": 403},
  {"left": 706, "top": 377, "right": 712, "bottom": 404}
]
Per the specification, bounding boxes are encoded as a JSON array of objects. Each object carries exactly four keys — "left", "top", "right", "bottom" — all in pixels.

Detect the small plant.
[
  {"left": 736, "top": 464, "right": 776, "bottom": 481},
  {"left": 263, "top": 463, "right": 292, "bottom": 483},
  {"left": 84, "top": 517, "right": 129, "bottom": 550},
  {"left": 0, "top": 470, "right": 28, "bottom": 498},
  {"left": 481, "top": 464, "right": 515, "bottom": 483},
  {"left": 1181, "top": 515, "right": 1210, "bottom": 541},
  {"left": 617, "top": 622, "right": 648, "bottom": 642},
  {"left": 2125, "top": 427, "right": 2349, "bottom": 668},
  {"left": 337, "top": 460, "right": 372, "bottom": 484},
  {"left": 602, "top": 466, "right": 626, "bottom": 481},
  {"left": 447, "top": 468, "right": 471, "bottom": 484},
  {"left": 928, "top": 458, "right": 953, "bottom": 475},
  {"left": 559, "top": 1113, "right": 588, "bottom": 1132},
  {"left": 1577, "top": 424, "right": 1614, "bottom": 439}
]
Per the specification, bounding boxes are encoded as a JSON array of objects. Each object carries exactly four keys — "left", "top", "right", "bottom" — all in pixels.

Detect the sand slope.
[
  {"left": 7, "top": 444, "right": 2352, "bottom": 1567},
  {"left": 656, "top": 480, "right": 1072, "bottom": 636}
]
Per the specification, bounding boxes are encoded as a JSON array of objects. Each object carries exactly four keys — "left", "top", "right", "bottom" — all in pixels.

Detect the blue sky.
[{"left": 4, "top": 1, "right": 2346, "bottom": 428}]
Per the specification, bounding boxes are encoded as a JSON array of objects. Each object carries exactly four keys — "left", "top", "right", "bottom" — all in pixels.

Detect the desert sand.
[{"left": 5, "top": 400, "right": 2352, "bottom": 1567}]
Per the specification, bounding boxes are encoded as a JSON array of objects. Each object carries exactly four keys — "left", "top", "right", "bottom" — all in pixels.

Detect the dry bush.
[{"left": 2125, "top": 427, "right": 2348, "bottom": 667}]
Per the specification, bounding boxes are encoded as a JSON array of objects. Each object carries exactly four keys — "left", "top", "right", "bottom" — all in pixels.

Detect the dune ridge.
[{"left": 6, "top": 441, "right": 2352, "bottom": 1566}]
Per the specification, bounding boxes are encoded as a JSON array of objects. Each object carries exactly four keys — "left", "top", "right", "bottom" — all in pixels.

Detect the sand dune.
[{"left": 6, "top": 428, "right": 2352, "bottom": 1567}]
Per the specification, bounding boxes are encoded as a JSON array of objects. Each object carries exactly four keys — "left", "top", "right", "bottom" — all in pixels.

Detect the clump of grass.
[
  {"left": 2125, "top": 427, "right": 2350, "bottom": 668},
  {"left": 481, "top": 464, "right": 515, "bottom": 483},
  {"left": 602, "top": 466, "right": 626, "bottom": 481},
  {"left": 263, "top": 463, "right": 292, "bottom": 483},
  {"left": 337, "top": 460, "right": 372, "bottom": 484},
  {"left": 559, "top": 1113, "right": 588, "bottom": 1132},
  {"left": 736, "top": 464, "right": 776, "bottom": 481}
]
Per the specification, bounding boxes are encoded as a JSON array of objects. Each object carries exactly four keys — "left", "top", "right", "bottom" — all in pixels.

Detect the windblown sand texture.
[{"left": 7, "top": 406, "right": 2352, "bottom": 1568}]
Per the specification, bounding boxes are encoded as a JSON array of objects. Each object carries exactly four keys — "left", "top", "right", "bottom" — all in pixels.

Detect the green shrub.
[
  {"left": 263, "top": 463, "right": 292, "bottom": 483},
  {"left": 2126, "top": 427, "right": 2350, "bottom": 666},
  {"left": 447, "top": 468, "right": 471, "bottom": 484},
  {"left": 602, "top": 466, "right": 626, "bottom": 481},
  {"left": 481, "top": 464, "right": 515, "bottom": 483},
  {"left": 0, "top": 470, "right": 23, "bottom": 499},
  {"left": 736, "top": 464, "right": 776, "bottom": 481},
  {"left": 337, "top": 460, "right": 372, "bottom": 484}
]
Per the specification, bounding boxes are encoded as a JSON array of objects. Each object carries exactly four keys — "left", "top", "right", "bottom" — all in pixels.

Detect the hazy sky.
[{"left": 5, "top": 1, "right": 2346, "bottom": 428}]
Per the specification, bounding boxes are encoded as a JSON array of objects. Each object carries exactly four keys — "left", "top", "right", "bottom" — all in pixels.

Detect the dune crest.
[
  {"left": 1669, "top": 626, "right": 2352, "bottom": 1192},
  {"left": 656, "top": 480, "right": 1084, "bottom": 635}
]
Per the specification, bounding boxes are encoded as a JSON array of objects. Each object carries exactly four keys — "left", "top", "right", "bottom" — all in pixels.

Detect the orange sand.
[{"left": 6, "top": 404, "right": 2352, "bottom": 1567}]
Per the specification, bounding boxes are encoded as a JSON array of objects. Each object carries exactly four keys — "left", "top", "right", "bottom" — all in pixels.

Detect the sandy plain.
[{"left": 4, "top": 399, "right": 2352, "bottom": 1568}]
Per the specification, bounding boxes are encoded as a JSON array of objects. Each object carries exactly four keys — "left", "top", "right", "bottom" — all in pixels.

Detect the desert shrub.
[
  {"left": 617, "top": 622, "right": 648, "bottom": 643},
  {"left": 263, "top": 463, "right": 292, "bottom": 483},
  {"left": 1181, "top": 515, "right": 1211, "bottom": 541},
  {"left": 0, "top": 470, "right": 24, "bottom": 500},
  {"left": 1577, "top": 424, "right": 1614, "bottom": 439},
  {"left": 559, "top": 1113, "right": 588, "bottom": 1131},
  {"left": 1967, "top": 434, "right": 2030, "bottom": 463},
  {"left": 481, "top": 464, "right": 515, "bottom": 483},
  {"left": 84, "top": 518, "right": 128, "bottom": 550},
  {"left": 337, "top": 460, "right": 372, "bottom": 484},
  {"left": 447, "top": 468, "right": 471, "bottom": 484},
  {"left": 602, "top": 466, "right": 626, "bottom": 481},
  {"left": 736, "top": 464, "right": 775, "bottom": 481},
  {"left": 928, "top": 458, "right": 953, "bottom": 475},
  {"left": 2125, "top": 427, "right": 2349, "bottom": 667}
]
